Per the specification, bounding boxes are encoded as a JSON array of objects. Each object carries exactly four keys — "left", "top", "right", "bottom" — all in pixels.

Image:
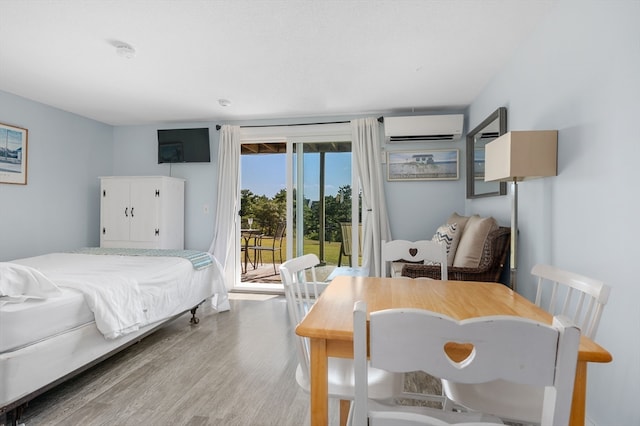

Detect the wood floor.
[{"left": 18, "top": 294, "right": 336, "bottom": 426}]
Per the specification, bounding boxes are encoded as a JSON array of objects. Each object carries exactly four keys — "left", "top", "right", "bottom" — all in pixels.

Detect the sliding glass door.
[{"left": 237, "top": 124, "right": 359, "bottom": 289}]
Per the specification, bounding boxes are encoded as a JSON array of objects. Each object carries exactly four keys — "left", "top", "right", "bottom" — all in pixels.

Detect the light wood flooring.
[
  {"left": 18, "top": 295, "right": 333, "bottom": 426},
  {"left": 17, "top": 294, "right": 443, "bottom": 426}
]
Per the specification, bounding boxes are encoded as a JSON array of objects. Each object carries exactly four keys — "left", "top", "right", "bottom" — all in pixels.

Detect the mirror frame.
[{"left": 466, "top": 107, "right": 507, "bottom": 199}]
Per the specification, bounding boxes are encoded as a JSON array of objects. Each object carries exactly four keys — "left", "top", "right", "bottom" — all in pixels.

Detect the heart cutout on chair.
[
  {"left": 443, "top": 341, "right": 476, "bottom": 368},
  {"left": 409, "top": 248, "right": 418, "bottom": 257}
]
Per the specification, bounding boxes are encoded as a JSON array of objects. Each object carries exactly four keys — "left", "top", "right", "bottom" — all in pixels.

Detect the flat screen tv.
[{"left": 157, "top": 127, "right": 211, "bottom": 163}]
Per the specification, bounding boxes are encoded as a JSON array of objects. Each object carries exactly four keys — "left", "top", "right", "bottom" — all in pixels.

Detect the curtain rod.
[{"left": 215, "top": 116, "right": 383, "bottom": 131}]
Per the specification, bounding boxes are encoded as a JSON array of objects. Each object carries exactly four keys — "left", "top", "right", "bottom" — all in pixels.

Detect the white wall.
[
  {"left": 382, "top": 134, "right": 467, "bottom": 240},
  {"left": 0, "top": 90, "right": 113, "bottom": 261},
  {"left": 466, "top": 1, "right": 639, "bottom": 424},
  {"left": 112, "top": 124, "right": 219, "bottom": 251}
]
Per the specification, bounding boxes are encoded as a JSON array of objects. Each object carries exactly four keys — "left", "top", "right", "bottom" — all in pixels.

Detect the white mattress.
[
  {"left": 0, "top": 289, "right": 91, "bottom": 353},
  {"left": 0, "top": 252, "right": 229, "bottom": 352}
]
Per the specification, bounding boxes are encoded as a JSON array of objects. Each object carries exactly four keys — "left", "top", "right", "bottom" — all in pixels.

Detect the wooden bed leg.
[{"left": 190, "top": 307, "right": 200, "bottom": 324}]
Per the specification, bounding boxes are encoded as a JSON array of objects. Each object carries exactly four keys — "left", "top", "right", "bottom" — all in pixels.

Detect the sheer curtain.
[
  {"left": 208, "top": 125, "right": 241, "bottom": 291},
  {"left": 351, "top": 117, "right": 391, "bottom": 277}
]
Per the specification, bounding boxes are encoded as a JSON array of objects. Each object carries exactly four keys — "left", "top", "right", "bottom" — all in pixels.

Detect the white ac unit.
[{"left": 384, "top": 114, "right": 464, "bottom": 142}]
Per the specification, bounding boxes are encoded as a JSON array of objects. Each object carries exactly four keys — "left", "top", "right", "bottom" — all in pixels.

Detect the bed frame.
[{"left": 0, "top": 303, "right": 203, "bottom": 426}]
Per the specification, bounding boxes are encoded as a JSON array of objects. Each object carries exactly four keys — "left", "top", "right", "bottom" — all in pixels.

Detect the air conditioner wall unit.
[{"left": 384, "top": 114, "right": 464, "bottom": 142}]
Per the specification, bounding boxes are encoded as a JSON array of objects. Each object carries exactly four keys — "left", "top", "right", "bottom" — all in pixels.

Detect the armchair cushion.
[
  {"left": 452, "top": 215, "right": 498, "bottom": 268},
  {"left": 431, "top": 223, "right": 458, "bottom": 266},
  {"left": 446, "top": 212, "right": 470, "bottom": 260}
]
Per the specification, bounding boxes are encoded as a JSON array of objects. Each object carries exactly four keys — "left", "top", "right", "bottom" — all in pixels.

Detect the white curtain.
[
  {"left": 208, "top": 125, "right": 241, "bottom": 290},
  {"left": 351, "top": 117, "right": 391, "bottom": 277}
]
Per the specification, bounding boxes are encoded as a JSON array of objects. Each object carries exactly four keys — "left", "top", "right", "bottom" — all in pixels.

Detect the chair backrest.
[
  {"left": 381, "top": 239, "right": 447, "bottom": 280},
  {"left": 532, "top": 264, "right": 611, "bottom": 339},
  {"left": 340, "top": 222, "right": 363, "bottom": 255},
  {"left": 279, "top": 254, "right": 328, "bottom": 385},
  {"left": 352, "top": 301, "right": 580, "bottom": 426},
  {"left": 269, "top": 221, "right": 286, "bottom": 248}
]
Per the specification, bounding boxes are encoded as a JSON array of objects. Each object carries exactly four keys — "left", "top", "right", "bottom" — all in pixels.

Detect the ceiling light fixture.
[
  {"left": 115, "top": 43, "right": 136, "bottom": 59},
  {"left": 218, "top": 99, "right": 231, "bottom": 107}
]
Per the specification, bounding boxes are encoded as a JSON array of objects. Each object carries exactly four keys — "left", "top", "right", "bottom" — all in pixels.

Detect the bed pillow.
[
  {"left": 0, "top": 262, "right": 62, "bottom": 299},
  {"left": 452, "top": 215, "right": 498, "bottom": 268},
  {"left": 431, "top": 223, "right": 458, "bottom": 266}
]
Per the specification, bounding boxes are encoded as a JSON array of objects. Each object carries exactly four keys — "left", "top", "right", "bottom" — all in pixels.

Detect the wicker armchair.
[{"left": 401, "top": 226, "right": 510, "bottom": 283}]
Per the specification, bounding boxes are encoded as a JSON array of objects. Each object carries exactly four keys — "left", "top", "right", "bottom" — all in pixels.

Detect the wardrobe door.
[
  {"left": 128, "top": 178, "right": 160, "bottom": 245},
  {"left": 100, "top": 178, "right": 132, "bottom": 245}
]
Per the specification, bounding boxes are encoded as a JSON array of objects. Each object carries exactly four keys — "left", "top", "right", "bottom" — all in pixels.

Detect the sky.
[{"left": 241, "top": 152, "right": 352, "bottom": 201}]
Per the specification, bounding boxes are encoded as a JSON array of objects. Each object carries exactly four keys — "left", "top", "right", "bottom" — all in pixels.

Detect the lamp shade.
[{"left": 484, "top": 130, "right": 558, "bottom": 182}]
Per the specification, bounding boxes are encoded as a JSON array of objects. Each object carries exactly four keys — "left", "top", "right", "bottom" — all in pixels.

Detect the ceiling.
[{"left": 0, "top": 0, "right": 556, "bottom": 126}]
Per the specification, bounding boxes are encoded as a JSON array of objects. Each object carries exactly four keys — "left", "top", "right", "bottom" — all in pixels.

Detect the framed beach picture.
[
  {"left": 387, "top": 149, "right": 459, "bottom": 181},
  {"left": 0, "top": 122, "right": 28, "bottom": 185}
]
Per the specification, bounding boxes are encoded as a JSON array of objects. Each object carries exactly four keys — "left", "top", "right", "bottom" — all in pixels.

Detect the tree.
[{"left": 239, "top": 184, "right": 357, "bottom": 240}]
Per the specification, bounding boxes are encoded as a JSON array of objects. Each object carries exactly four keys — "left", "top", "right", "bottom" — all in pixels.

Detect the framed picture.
[
  {"left": 387, "top": 149, "right": 459, "bottom": 181},
  {"left": 0, "top": 122, "right": 28, "bottom": 185}
]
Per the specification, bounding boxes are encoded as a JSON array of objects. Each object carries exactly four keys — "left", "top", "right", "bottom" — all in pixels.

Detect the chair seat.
[
  {"left": 442, "top": 379, "right": 543, "bottom": 424},
  {"left": 296, "top": 357, "right": 402, "bottom": 401},
  {"left": 350, "top": 399, "right": 504, "bottom": 426}
]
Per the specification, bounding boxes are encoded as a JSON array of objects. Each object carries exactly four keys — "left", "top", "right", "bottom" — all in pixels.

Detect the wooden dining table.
[{"left": 295, "top": 275, "right": 612, "bottom": 426}]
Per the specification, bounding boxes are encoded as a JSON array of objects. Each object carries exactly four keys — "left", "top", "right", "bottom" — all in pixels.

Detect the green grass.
[{"left": 244, "top": 238, "right": 353, "bottom": 265}]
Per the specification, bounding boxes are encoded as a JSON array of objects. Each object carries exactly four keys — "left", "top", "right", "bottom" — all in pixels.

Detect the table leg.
[
  {"left": 243, "top": 238, "right": 249, "bottom": 274},
  {"left": 310, "top": 338, "right": 328, "bottom": 426},
  {"left": 569, "top": 361, "right": 587, "bottom": 426}
]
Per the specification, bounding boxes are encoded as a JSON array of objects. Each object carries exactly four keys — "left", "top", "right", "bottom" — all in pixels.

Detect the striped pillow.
[{"left": 432, "top": 223, "right": 458, "bottom": 266}]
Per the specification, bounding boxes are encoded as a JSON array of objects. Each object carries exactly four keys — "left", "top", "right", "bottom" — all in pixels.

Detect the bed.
[{"left": 0, "top": 249, "right": 230, "bottom": 424}]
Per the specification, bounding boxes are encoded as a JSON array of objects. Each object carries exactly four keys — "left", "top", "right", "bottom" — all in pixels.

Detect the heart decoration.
[
  {"left": 409, "top": 248, "right": 418, "bottom": 257},
  {"left": 443, "top": 341, "right": 476, "bottom": 368}
]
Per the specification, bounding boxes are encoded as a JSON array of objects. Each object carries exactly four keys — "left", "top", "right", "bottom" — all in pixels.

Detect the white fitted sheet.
[{"left": 0, "top": 289, "right": 92, "bottom": 353}]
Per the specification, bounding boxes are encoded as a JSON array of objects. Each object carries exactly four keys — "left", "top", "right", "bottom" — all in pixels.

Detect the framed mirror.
[{"left": 466, "top": 107, "right": 507, "bottom": 198}]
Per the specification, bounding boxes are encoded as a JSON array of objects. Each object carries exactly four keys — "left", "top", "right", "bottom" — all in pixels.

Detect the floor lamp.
[{"left": 484, "top": 130, "right": 558, "bottom": 292}]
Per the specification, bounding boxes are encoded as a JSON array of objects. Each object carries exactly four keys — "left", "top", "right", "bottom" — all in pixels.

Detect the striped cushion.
[{"left": 432, "top": 223, "right": 457, "bottom": 266}]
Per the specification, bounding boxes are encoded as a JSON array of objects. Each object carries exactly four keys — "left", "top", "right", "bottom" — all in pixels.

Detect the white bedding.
[
  {"left": 0, "top": 250, "right": 230, "bottom": 411},
  {"left": 0, "top": 289, "right": 92, "bottom": 353},
  {"left": 2, "top": 252, "right": 230, "bottom": 340}
]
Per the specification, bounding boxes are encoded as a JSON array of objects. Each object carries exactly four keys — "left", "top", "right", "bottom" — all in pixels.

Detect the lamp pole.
[{"left": 510, "top": 179, "right": 518, "bottom": 292}]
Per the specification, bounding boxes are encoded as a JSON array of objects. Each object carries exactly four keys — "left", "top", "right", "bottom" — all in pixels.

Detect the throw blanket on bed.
[
  {"left": 69, "top": 247, "right": 213, "bottom": 270},
  {"left": 52, "top": 272, "right": 145, "bottom": 339},
  {"left": 0, "top": 261, "right": 143, "bottom": 337}
]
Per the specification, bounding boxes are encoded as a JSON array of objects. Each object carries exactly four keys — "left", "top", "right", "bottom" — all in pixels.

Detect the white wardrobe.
[{"left": 100, "top": 176, "right": 185, "bottom": 249}]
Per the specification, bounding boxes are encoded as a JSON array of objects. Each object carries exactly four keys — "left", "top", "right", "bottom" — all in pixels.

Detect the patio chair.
[
  {"left": 338, "top": 222, "right": 362, "bottom": 267},
  {"left": 249, "top": 221, "right": 286, "bottom": 275}
]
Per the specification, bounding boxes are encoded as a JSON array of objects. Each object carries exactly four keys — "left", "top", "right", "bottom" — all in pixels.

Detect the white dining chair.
[
  {"left": 381, "top": 239, "right": 447, "bottom": 279},
  {"left": 279, "top": 254, "right": 403, "bottom": 425},
  {"left": 348, "top": 301, "right": 581, "bottom": 426},
  {"left": 442, "top": 264, "right": 610, "bottom": 425}
]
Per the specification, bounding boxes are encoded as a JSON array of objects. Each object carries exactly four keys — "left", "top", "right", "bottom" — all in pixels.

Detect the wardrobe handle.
[
  {"left": 131, "top": 207, "right": 134, "bottom": 217},
  {"left": 125, "top": 207, "right": 128, "bottom": 217}
]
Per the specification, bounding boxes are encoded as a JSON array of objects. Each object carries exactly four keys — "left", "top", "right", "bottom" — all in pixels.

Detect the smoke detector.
[{"left": 115, "top": 43, "right": 136, "bottom": 59}]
